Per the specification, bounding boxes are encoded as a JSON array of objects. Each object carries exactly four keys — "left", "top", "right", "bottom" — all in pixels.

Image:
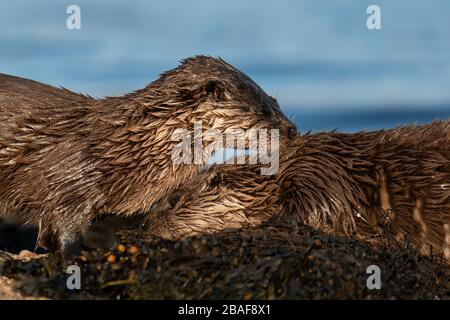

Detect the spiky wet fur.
[
  {"left": 0, "top": 56, "right": 295, "bottom": 257},
  {"left": 146, "top": 121, "right": 450, "bottom": 260}
]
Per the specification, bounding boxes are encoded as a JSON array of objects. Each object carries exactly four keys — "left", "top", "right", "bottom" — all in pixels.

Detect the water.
[
  {"left": 0, "top": 0, "right": 449, "bottom": 132},
  {"left": 292, "top": 107, "right": 450, "bottom": 132}
]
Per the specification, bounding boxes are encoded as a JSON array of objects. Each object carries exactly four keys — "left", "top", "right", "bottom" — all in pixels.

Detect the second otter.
[{"left": 146, "top": 121, "right": 450, "bottom": 259}]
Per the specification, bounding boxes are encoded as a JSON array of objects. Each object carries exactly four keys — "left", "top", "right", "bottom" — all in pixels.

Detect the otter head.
[
  {"left": 144, "top": 164, "right": 281, "bottom": 240},
  {"left": 138, "top": 56, "right": 298, "bottom": 162},
  {"left": 155, "top": 56, "right": 295, "bottom": 130},
  {"left": 94, "top": 56, "right": 298, "bottom": 214}
]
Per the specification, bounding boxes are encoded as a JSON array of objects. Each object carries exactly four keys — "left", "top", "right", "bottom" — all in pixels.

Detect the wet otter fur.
[
  {"left": 146, "top": 120, "right": 450, "bottom": 260},
  {"left": 0, "top": 56, "right": 296, "bottom": 258}
]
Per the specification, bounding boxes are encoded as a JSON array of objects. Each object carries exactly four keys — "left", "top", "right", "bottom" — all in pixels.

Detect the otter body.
[
  {"left": 0, "top": 56, "right": 295, "bottom": 257},
  {"left": 147, "top": 121, "right": 450, "bottom": 259}
]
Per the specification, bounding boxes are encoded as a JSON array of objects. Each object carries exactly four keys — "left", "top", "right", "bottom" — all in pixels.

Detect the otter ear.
[
  {"left": 203, "top": 80, "right": 225, "bottom": 99},
  {"left": 177, "top": 80, "right": 225, "bottom": 102}
]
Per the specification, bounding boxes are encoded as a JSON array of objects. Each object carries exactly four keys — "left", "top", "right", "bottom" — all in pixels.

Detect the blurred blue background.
[{"left": 0, "top": 0, "right": 449, "bottom": 132}]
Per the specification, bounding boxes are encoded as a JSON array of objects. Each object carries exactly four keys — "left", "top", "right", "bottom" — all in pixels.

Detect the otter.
[
  {"left": 0, "top": 56, "right": 296, "bottom": 258},
  {"left": 146, "top": 120, "right": 450, "bottom": 259}
]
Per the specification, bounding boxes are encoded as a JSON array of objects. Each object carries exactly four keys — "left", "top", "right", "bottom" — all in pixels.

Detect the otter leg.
[
  {"left": 53, "top": 206, "right": 94, "bottom": 260},
  {"left": 58, "top": 228, "right": 83, "bottom": 260}
]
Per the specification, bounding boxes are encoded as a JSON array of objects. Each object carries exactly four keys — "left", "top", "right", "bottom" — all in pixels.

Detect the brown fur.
[
  {"left": 146, "top": 121, "right": 450, "bottom": 259},
  {"left": 0, "top": 56, "right": 296, "bottom": 257}
]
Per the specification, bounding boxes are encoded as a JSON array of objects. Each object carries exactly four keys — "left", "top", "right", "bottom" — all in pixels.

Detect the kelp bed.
[{"left": 0, "top": 221, "right": 449, "bottom": 299}]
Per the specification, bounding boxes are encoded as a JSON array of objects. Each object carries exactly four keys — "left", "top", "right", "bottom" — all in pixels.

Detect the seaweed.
[{"left": 1, "top": 221, "right": 449, "bottom": 299}]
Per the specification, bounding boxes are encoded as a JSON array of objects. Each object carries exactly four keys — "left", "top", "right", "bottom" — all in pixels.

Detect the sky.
[{"left": 0, "top": 0, "right": 449, "bottom": 131}]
